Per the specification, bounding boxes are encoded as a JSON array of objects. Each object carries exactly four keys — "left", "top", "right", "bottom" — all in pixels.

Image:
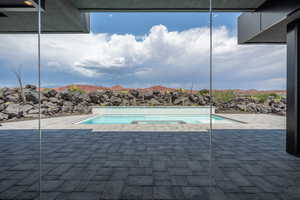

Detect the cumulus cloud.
[{"left": 0, "top": 25, "right": 286, "bottom": 89}]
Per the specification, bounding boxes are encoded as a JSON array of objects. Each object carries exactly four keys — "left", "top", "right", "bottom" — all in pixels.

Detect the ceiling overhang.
[
  {"left": 71, "top": 0, "right": 268, "bottom": 12},
  {"left": 0, "top": 0, "right": 269, "bottom": 34},
  {"left": 0, "top": 0, "right": 89, "bottom": 33},
  {"left": 0, "top": 0, "right": 44, "bottom": 12}
]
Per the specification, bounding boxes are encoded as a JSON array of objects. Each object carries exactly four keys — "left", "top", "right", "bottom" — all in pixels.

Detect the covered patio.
[
  {"left": 0, "top": 0, "right": 299, "bottom": 199},
  {"left": 1, "top": 126, "right": 298, "bottom": 199},
  {"left": 0, "top": 115, "right": 298, "bottom": 199}
]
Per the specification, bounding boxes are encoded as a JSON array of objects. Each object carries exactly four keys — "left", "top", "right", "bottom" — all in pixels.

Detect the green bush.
[
  {"left": 176, "top": 88, "right": 185, "bottom": 93},
  {"left": 119, "top": 90, "right": 129, "bottom": 94},
  {"left": 269, "top": 93, "right": 281, "bottom": 99},
  {"left": 213, "top": 91, "right": 236, "bottom": 103},
  {"left": 68, "top": 85, "right": 86, "bottom": 94},
  {"left": 253, "top": 93, "right": 281, "bottom": 103},
  {"left": 198, "top": 89, "right": 209, "bottom": 96},
  {"left": 0, "top": 88, "right": 4, "bottom": 97},
  {"left": 42, "top": 88, "right": 51, "bottom": 92}
]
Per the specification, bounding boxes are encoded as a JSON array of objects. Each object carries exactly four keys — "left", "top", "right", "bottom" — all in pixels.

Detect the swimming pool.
[{"left": 79, "top": 114, "right": 232, "bottom": 125}]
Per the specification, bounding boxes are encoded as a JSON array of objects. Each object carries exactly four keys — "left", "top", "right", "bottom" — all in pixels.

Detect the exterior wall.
[
  {"left": 238, "top": 0, "right": 300, "bottom": 44},
  {"left": 286, "top": 20, "right": 300, "bottom": 156}
]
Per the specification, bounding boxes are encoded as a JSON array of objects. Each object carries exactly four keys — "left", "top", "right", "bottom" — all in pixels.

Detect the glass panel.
[
  {"left": 211, "top": 11, "right": 288, "bottom": 200},
  {"left": 0, "top": 2, "right": 40, "bottom": 199},
  {"left": 40, "top": 11, "right": 212, "bottom": 199}
]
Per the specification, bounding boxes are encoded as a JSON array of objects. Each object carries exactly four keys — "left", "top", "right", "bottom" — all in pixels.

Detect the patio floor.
[{"left": 0, "top": 115, "right": 299, "bottom": 200}]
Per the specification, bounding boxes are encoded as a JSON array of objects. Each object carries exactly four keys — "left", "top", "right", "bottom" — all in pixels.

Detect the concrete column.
[{"left": 286, "top": 20, "right": 300, "bottom": 156}]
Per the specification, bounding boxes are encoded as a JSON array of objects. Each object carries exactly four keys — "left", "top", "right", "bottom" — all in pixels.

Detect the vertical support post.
[{"left": 287, "top": 20, "right": 300, "bottom": 156}]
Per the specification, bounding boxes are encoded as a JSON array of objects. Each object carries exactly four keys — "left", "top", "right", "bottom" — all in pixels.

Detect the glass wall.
[
  {"left": 211, "top": 11, "right": 288, "bottom": 200},
  {"left": 0, "top": 5, "right": 40, "bottom": 200},
  {"left": 0, "top": 1, "right": 290, "bottom": 200},
  {"left": 39, "top": 12, "right": 212, "bottom": 199}
]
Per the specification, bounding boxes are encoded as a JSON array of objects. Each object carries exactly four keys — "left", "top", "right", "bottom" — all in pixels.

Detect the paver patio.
[{"left": 0, "top": 114, "right": 299, "bottom": 200}]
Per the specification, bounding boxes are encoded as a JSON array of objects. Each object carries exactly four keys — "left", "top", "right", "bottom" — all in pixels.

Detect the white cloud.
[{"left": 0, "top": 25, "right": 286, "bottom": 89}]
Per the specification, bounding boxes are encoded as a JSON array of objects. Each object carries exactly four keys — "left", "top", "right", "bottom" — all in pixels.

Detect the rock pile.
[
  {"left": 215, "top": 96, "right": 286, "bottom": 115},
  {"left": 0, "top": 85, "right": 286, "bottom": 121}
]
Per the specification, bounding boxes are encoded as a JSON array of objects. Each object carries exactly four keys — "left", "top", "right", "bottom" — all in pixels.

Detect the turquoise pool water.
[{"left": 80, "top": 115, "right": 232, "bottom": 125}]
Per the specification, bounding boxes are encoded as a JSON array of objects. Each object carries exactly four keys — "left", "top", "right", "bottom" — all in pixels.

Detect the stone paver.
[
  {"left": 128, "top": 176, "right": 153, "bottom": 186},
  {"left": 0, "top": 114, "right": 299, "bottom": 200}
]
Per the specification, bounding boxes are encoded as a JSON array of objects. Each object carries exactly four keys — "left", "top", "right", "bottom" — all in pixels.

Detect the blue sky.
[
  {"left": 91, "top": 12, "right": 239, "bottom": 35},
  {"left": 0, "top": 12, "right": 286, "bottom": 90}
]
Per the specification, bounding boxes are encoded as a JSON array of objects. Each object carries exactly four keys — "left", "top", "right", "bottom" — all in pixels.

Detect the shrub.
[
  {"left": 120, "top": 90, "right": 129, "bottom": 94},
  {"left": 213, "top": 91, "right": 236, "bottom": 103},
  {"left": 177, "top": 88, "right": 185, "bottom": 93},
  {"left": 42, "top": 88, "right": 51, "bottom": 92},
  {"left": 269, "top": 93, "right": 281, "bottom": 99},
  {"left": 253, "top": 94, "right": 268, "bottom": 103},
  {"left": 253, "top": 93, "right": 281, "bottom": 103},
  {"left": 0, "top": 88, "right": 4, "bottom": 97},
  {"left": 198, "top": 89, "right": 209, "bottom": 96},
  {"left": 68, "top": 85, "right": 86, "bottom": 94}
]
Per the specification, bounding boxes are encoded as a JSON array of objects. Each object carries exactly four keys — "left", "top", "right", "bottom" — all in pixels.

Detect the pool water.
[{"left": 80, "top": 114, "right": 232, "bottom": 125}]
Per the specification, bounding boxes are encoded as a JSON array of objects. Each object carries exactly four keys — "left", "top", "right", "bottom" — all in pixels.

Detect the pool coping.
[
  {"left": 0, "top": 114, "right": 285, "bottom": 131},
  {"left": 214, "top": 114, "right": 247, "bottom": 124},
  {"left": 91, "top": 106, "right": 214, "bottom": 108},
  {"left": 74, "top": 113, "right": 243, "bottom": 125},
  {"left": 131, "top": 120, "right": 187, "bottom": 124},
  {"left": 73, "top": 114, "right": 98, "bottom": 125}
]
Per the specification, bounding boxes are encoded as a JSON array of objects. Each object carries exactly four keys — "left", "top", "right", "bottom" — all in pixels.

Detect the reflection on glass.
[
  {"left": 39, "top": 12, "right": 212, "bottom": 199},
  {"left": 0, "top": 11, "right": 40, "bottom": 200},
  {"left": 0, "top": 0, "right": 291, "bottom": 199},
  {"left": 211, "top": 10, "right": 287, "bottom": 200}
]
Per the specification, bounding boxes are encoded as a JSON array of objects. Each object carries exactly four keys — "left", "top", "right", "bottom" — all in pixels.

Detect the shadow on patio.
[{"left": 0, "top": 129, "right": 299, "bottom": 200}]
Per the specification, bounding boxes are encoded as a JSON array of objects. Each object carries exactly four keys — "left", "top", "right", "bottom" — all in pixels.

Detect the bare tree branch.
[
  {"left": 190, "top": 81, "right": 194, "bottom": 94},
  {"left": 13, "top": 66, "right": 26, "bottom": 104}
]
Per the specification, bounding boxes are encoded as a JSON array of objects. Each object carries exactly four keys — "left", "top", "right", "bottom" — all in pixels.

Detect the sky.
[{"left": 0, "top": 12, "right": 286, "bottom": 90}]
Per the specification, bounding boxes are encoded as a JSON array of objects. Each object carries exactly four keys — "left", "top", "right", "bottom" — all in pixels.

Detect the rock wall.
[
  {"left": 0, "top": 85, "right": 286, "bottom": 122},
  {"left": 215, "top": 97, "right": 286, "bottom": 115}
]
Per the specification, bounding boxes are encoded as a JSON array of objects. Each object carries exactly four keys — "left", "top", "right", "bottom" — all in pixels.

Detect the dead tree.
[
  {"left": 13, "top": 66, "right": 26, "bottom": 104},
  {"left": 190, "top": 81, "right": 194, "bottom": 94}
]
